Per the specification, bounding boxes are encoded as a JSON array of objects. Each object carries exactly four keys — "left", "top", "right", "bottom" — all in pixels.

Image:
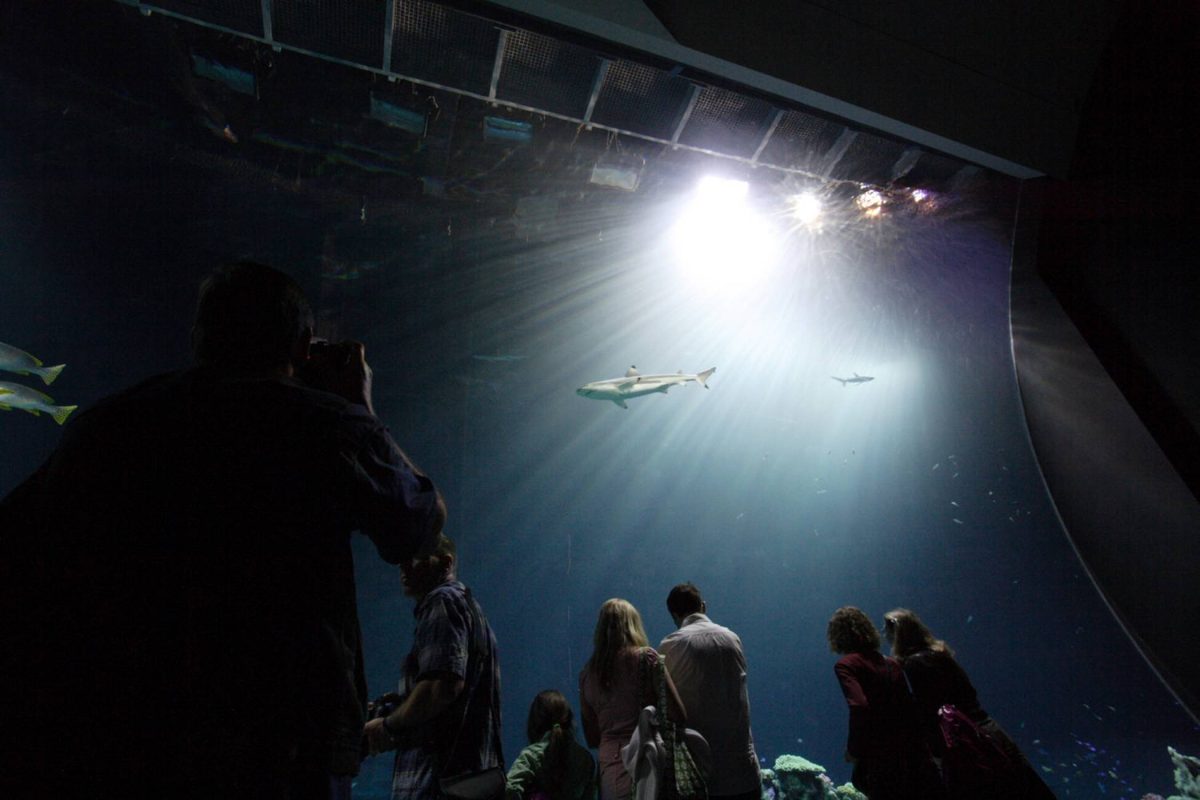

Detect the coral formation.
[
  {"left": 1167, "top": 746, "right": 1200, "bottom": 800},
  {"left": 756, "top": 745, "right": 1200, "bottom": 800},
  {"left": 829, "top": 782, "right": 867, "bottom": 800},
  {"left": 759, "top": 755, "right": 865, "bottom": 800}
]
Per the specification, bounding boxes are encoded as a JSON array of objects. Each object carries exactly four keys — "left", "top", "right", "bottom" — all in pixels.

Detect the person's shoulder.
[
  {"left": 262, "top": 379, "right": 388, "bottom": 447},
  {"left": 64, "top": 371, "right": 185, "bottom": 432},
  {"left": 707, "top": 618, "right": 741, "bottom": 641},
  {"left": 836, "top": 651, "right": 877, "bottom": 669},
  {"left": 268, "top": 378, "right": 376, "bottom": 422},
  {"left": 905, "top": 648, "right": 951, "bottom": 670},
  {"left": 421, "top": 581, "right": 472, "bottom": 616}
]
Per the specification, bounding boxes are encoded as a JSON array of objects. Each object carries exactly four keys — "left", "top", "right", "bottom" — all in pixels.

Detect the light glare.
[
  {"left": 855, "top": 189, "right": 883, "bottom": 210},
  {"left": 670, "top": 176, "right": 779, "bottom": 293},
  {"left": 790, "top": 192, "right": 822, "bottom": 225}
]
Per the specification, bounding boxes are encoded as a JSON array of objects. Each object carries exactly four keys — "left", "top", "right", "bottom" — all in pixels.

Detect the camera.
[
  {"left": 298, "top": 338, "right": 348, "bottom": 389},
  {"left": 362, "top": 693, "right": 405, "bottom": 757},
  {"left": 367, "top": 693, "right": 402, "bottom": 721}
]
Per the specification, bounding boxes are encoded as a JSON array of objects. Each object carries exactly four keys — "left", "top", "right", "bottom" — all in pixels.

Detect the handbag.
[
  {"left": 936, "top": 704, "right": 1015, "bottom": 794},
  {"left": 648, "top": 651, "right": 709, "bottom": 800}
]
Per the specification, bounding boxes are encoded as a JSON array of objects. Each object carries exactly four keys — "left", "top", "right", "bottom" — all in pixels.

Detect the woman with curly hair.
[
  {"left": 579, "top": 599, "right": 687, "bottom": 800},
  {"left": 506, "top": 690, "right": 597, "bottom": 800},
  {"left": 827, "top": 606, "right": 943, "bottom": 800},
  {"left": 883, "top": 608, "right": 1055, "bottom": 799}
]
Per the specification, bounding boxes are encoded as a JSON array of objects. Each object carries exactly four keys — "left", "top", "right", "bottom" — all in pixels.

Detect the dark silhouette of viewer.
[
  {"left": 0, "top": 261, "right": 446, "bottom": 799},
  {"left": 505, "top": 690, "right": 597, "bottom": 800},
  {"left": 362, "top": 533, "right": 503, "bottom": 800},
  {"left": 827, "top": 606, "right": 944, "bottom": 800},
  {"left": 659, "top": 583, "right": 759, "bottom": 800},
  {"left": 883, "top": 608, "right": 1056, "bottom": 800}
]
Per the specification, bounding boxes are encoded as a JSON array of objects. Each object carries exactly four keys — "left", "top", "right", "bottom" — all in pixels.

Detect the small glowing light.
[
  {"left": 669, "top": 176, "right": 779, "bottom": 293},
  {"left": 790, "top": 192, "right": 822, "bottom": 225},
  {"left": 863, "top": 206, "right": 882, "bottom": 218},
  {"left": 911, "top": 188, "right": 928, "bottom": 203},
  {"left": 855, "top": 189, "right": 884, "bottom": 210}
]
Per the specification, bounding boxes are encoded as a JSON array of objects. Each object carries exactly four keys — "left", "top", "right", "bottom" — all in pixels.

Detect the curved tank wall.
[{"left": 1, "top": 10, "right": 1197, "bottom": 800}]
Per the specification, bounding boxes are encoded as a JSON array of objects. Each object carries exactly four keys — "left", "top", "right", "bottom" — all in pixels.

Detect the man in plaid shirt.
[{"left": 364, "top": 533, "right": 503, "bottom": 800}]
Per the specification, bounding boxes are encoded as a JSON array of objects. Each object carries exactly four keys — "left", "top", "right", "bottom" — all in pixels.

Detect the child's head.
[{"left": 526, "top": 689, "right": 574, "bottom": 744}]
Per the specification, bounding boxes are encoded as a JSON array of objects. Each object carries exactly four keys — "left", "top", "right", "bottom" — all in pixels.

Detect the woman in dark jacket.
[
  {"left": 827, "top": 606, "right": 944, "bottom": 800},
  {"left": 883, "top": 608, "right": 1056, "bottom": 800}
]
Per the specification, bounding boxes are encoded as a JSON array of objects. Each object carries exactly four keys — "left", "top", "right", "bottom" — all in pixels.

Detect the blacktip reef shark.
[
  {"left": 577, "top": 365, "right": 716, "bottom": 409},
  {"left": 0, "top": 341, "right": 66, "bottom": 385},
  {"left": 0, "top": 382, "right": 77, "bottom": 425},
  {"left": 832, "top": 373, "right": 874, "bottom": 386}
]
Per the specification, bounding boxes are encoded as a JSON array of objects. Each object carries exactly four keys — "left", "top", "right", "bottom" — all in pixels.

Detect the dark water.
[{"left": 2, "top": 11, "right": 1197, "bottom": 800}]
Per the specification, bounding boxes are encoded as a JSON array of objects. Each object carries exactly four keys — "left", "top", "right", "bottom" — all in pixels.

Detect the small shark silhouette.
[{"left": 832, "top": 373, "right": 874, "bottom": 386}]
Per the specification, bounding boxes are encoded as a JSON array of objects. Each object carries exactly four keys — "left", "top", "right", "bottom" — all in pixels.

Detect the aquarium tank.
[{"left": 1, "top": 2, "right": 1197, "bottom": 799}]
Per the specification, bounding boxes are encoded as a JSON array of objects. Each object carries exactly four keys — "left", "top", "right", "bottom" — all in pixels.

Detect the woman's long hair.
[
  {"left": 584, "top": 598, "right": 649, "bottom": 690},
  {"left": 526, "top": 690, "right": 576, "bottom": 797},
  {"left": 884, "top": 607, "right": 954, "bottom": 659}
]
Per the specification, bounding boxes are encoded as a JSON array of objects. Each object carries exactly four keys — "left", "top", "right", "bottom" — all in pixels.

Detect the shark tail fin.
[
  {"left": 39, "top": 364, "right": 66, "bottom": 386},
  {"left": 832, "top": 376, "right": 846, "bottom": 385},
  {"left": 51, "top": 405, "right": 78, "bottom": 426},
  {"left": 696, "top": 367, "right": 715, "bottom": 388}
]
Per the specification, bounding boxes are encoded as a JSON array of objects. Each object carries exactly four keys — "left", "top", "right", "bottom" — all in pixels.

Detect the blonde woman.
[{"left": 579, "top": 599, "right": 687, "bottom": 800}]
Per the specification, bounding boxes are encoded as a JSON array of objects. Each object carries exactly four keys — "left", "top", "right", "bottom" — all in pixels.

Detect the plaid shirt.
[{"left": 391, "top": 580, "right": 502, "bottom": 800}]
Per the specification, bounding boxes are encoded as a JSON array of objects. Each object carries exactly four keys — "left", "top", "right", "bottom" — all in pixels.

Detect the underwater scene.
[{"left": 2, "top": 3, "right": 1198, "bottom": 799}]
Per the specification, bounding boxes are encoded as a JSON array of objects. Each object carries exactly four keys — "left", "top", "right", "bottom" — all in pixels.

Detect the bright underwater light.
[
  {"left": 855, "top": 189, "right": 884, "bottom": 219},
  {"left": 855, "top": 189, "right": 883, "bottom": 210},
  {"left": 669, "top": 176, "right": 780, "bottom": 293},
  {"left": 790, "top": 192, "right": 822, "bottom": 225}
]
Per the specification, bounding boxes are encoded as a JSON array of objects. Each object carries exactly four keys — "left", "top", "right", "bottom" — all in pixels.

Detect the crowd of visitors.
[{"left": 0, "top": 262, "right": 1053, "bottom": 800}]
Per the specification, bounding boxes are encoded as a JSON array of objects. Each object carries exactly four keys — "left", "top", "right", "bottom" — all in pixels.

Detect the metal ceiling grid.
[
  {"left": 273, "top": 0, "right": 385, "bottom": 68},
  {"left": 149, "top": 0, "right": 261, "bottom": 36},
  {"left": 115, "top": 0, "right": 977, "bottom": 187},
  {"left": 901, "top": 149, "right": 968, "bottom": 187},
  {"left": 825, "top": 132, "right": 908, "bottom": 184},
  {"left": 391, "top": 0, "right": 499, "bottom": 96},
  {"left": 757, "top": 110, "right": 845, "bottom": 172},
  {"left": 495, "top": 29, "right": 601, "bottom": 119},
  {"left": 588, "top": 59, "right": 693, "bottom": 141},
  {"left": 675, "top": 84, "right": 774, "bottom": 159}
]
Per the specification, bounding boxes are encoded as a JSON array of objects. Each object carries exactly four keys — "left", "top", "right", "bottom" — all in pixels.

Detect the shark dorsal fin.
[{"left": 625, "top": 365, "right": 639, "bottom": 377}]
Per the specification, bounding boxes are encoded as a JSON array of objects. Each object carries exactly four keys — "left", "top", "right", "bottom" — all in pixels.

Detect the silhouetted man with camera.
[{"left": 1, "top": 261, "right": 446, "bottom": 799}]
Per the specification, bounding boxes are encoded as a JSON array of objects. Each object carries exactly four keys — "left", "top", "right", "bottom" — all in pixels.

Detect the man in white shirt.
[{"left": 658, "top": 583, "right": 762, "bottom": 800}]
